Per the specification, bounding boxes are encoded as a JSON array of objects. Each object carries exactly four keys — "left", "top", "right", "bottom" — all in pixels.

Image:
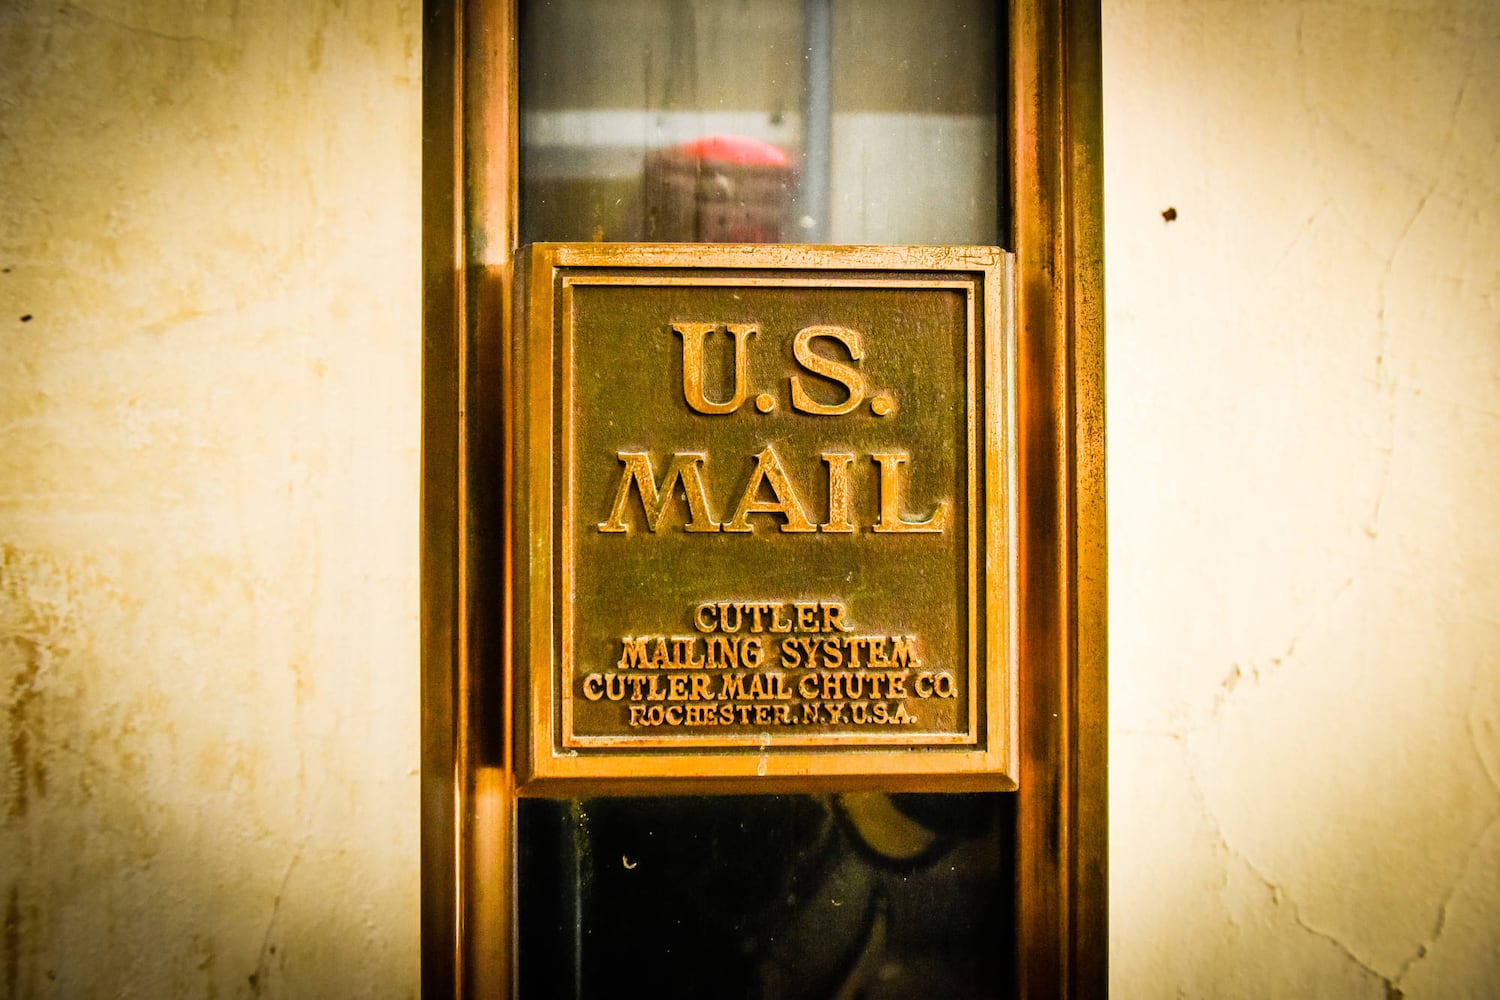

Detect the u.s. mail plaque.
[{"left": 516, "top": 245, "right": 1016, "bottom": 791}]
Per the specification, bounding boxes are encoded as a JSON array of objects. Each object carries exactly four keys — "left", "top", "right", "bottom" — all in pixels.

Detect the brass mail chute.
[{"left": 515, "top": 244, "right": 1017, "bottom": 793}]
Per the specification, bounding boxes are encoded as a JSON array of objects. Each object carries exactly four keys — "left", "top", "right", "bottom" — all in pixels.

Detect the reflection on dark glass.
[
  {"left": 517, "top": 3, "right": 1010, "bottom": 995},
  {"left": 519, "top": 793, "right": 1014, "bottom": 999},
  {"left": 519, "top": 0, "right": 1000, "bottom": 246},
  {"left": 644, "top": 135, "right": 796, "bottom": 242}
]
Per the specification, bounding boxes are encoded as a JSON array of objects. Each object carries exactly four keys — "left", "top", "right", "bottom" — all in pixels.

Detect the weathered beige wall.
[
  {"left": 1106, "top": 0, "right": 1500, "bottom": 996},
  {"left": 3, "top": 0, "right": 1497, "bottom": 996},
  {"left": 0, "top": 1, "right": 421, "bottom": 996}
]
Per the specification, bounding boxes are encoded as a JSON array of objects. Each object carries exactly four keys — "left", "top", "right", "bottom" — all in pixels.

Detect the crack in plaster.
[
  {"left": 1271, "top": 200, "right": 1332, "bottom": 270},
  {"left": 1201, "top": 576, "right": 1355, "bottom": 727},
  {"left": 1176, "top": 585, "right": 1499, "bottom": 986},
  {"left": 1183, "top": 747, "right": 1391, "bottom": 992},
  {"left": 1137, "top": 465, "right": 1494, "bottom": 985},
  {"left": 59, "top": 1, "right": 237, "bottom": 47},
  {"left": 1349, "top": 20, "right": 1475, "bottom": 547},
  {"left": 247, "top": 849, "right": 300, "bottom": 997},
  {"left": 1438, "top": 51, "right": 1479, "bottom": 162},
  {"left": 1468, "top": 711, "right": 1500, "bottom": 798},
  {"left": 1365, "top": 182, "right": 1436, "bottom": 539},
  {"left": 1464, "top": 636, "right": 1500, "bottom": 801},
  {"left": 1297, "top": 9, "right": 1481, "bottom": 257},
  {"left": 1388, "top": 810, "right": 1500, "bottom": 991},
  {"left": 1181, "top": 702, "right": 1500, "bottom": 993},
  {"left": 1359, "top": 43, "right": 1482, "bottom": 543}
]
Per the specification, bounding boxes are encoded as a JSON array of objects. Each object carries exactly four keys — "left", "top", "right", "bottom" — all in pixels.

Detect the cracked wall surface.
[
  {"left": 1106, "top": 0, "right": 1500, "bottom": 996},
  {"left": 0, "top": 0, "right": 420, "bottom": 996}
]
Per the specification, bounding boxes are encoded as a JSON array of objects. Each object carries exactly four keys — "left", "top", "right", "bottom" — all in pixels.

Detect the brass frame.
[{"left": 422, "top": 0, "right": 1104, "bottom": 995}]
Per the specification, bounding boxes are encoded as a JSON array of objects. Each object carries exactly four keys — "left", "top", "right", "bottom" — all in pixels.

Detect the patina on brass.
[{"left": 516, "top": 244, "right": 1016, "bottom": 790}]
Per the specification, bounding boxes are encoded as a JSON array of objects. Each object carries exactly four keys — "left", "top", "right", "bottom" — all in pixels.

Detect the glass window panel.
[
  {"left": 519, "top": 0, "right": 1000, "bottom": 245},
  {"left": 517, "top": 3, "right": 1010, "bottom": 996}
]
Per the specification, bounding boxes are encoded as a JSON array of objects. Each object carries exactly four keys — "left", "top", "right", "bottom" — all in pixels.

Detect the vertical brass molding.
[
  {"left": 1066, "top": 3, "right": 1108, "bottom": 994},
  {"left": 1012, "top": 0, "right": 1107, "bottom": 997},
  {"left": 463, "top": 1, "right": 519, "bottom": 998},
  {"left": 424, "top": 0, "right": 518, "bottom": 997},
  {"left": 420, "top": 1, "right": 462, "bottom": 996}
]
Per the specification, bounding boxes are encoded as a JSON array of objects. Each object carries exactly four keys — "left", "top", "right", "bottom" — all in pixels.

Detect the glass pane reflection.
[
  {"left": 519, "top": 793, "right": 1014, "bottom": 999},
  {"left": 519, "top": 0, "right": 1000, "bottom": 246}
]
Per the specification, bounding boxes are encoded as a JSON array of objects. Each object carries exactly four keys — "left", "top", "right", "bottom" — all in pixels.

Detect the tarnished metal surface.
[{"left": 518, "top": 244, "right": 1017, "bottom": 789}]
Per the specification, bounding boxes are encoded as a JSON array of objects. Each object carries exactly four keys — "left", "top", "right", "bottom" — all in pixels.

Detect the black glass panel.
[{"left": 519, "top": 793, "right": 1014, "bottom": 998}]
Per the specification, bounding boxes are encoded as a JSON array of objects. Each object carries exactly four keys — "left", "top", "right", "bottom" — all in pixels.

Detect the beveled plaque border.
[
  {"left": 557, "top": 274, "right": 980, "bottom": 750},
  {"left": 516, "top": 244, "right": 1017, "bottom": 790}
]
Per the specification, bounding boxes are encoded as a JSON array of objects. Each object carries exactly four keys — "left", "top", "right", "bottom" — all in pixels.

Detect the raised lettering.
[
  {"left": 790, "top": 326, "right": 866, "bottom": 415},
  {"left": 871, "top": 453, "right": 947, "bottom": 534},
  {"left": 820, "top": 452, "right": 855, "bottom": 532},
  {"left": 599, "top": 452, "right": 720, "bottom": 533},
  {"left": 675, "top": 322, "right": 757, "bottom": 415},
  {"left": 724, "top": 446, "right": 816, "bottom": 533},
  {"left": 616, "top": 637, "right": 649, "bottom": 669}
]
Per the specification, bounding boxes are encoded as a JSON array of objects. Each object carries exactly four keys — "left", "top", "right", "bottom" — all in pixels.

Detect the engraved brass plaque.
[{"left": 518, "top": 245, "right": 1016, "bottom": 791}]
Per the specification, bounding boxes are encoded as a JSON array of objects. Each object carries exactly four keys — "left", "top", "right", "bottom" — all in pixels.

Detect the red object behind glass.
[{"left": 643, "top": 134, "right": 796, "bottom": 243}]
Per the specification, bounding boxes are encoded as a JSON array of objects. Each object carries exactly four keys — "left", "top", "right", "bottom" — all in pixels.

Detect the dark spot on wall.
[
  {"left": 18, "top": 316, "right": 31, "bottom": 323},
  {"left": 1161, "top": 207, "right": 1178, "bottom": 222}
]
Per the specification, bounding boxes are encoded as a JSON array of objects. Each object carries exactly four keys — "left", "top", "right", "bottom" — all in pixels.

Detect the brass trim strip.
[
  {"left": 419, "top": 1, "right": 461, "bottom": 995},
  {"left": 1011, "top": 0, "right": 1107, "bottom": 996},
  {"left": 422, "top": 1, "right": 517, "bottom": 997}
]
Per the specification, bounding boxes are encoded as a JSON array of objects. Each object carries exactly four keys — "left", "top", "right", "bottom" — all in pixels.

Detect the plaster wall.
[
  {"left": 1106, "top": 0, "right": 1500, "bottom": 995},
  {"left": 0, "top": 1, "right": 421, "bottom": 996},
  {"left": 0, "top": 0, "right": 1496, "bottom": 998}
]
